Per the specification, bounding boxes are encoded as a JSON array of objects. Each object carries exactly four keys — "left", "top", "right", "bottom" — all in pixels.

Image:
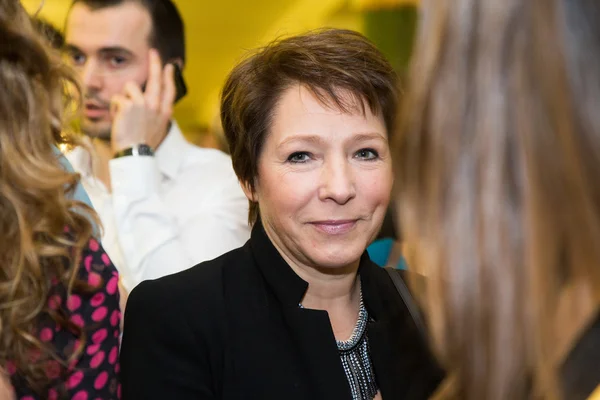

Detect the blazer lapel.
[
  {"left": 282, "top": 307, "right": 351, "bottom": 399},
  {"left": 249, "top": 222, "right": 351, "bottom": 399}
]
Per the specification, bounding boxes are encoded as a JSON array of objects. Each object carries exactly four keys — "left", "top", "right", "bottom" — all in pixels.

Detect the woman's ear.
[{"left": 240, "top": 180, "right": 258, "bottom": 202}]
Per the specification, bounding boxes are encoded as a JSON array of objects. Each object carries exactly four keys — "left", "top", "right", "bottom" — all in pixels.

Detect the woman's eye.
[
  {"left": 355, "top": 148, "right": 379, "bottom": 160},
  {"left": 287, "top": 152, "right": 311, "bottom": 163}
]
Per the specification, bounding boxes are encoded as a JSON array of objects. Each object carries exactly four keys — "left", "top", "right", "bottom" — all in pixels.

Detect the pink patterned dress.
[{"left": 9, "top": 236, "right": 122, "bottom": 400}]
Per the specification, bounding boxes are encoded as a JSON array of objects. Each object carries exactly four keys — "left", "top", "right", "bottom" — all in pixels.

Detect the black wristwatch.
[{"left": 113, "top": 144, "right": 155, "bottom": 158}]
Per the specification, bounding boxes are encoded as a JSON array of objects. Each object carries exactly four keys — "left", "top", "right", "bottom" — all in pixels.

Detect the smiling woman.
[
  {"left": 120, "top": 28, "right": 443, "bottom": 400},
  {"left": 251, "top": 83, "right": 391, "bottom": 272}
]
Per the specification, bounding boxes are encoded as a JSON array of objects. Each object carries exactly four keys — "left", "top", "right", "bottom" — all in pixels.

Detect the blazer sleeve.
[{"left": 120, "top": 279, "right": 215, "bottom": 399}]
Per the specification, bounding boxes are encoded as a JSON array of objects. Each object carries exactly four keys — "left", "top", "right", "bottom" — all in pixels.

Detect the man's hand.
[{"left": 110, "top": 49, "right": 176, "bottom": 153}]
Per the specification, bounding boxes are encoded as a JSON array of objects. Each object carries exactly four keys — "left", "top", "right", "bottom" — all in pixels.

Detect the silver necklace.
[{"left": 299, "top": 292, "right": 379, "bottom": 399}]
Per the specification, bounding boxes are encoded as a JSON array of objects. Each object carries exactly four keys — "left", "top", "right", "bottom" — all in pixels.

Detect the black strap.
[
  {"left": 384, "top": 267, "right": 427, "bottom": 338},
  {"left": 561, "top": 310, "right": 600, "bottom": 400}
]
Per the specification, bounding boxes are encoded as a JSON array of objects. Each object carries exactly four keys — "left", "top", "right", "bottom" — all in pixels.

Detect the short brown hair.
[{"left": 221, "top": 28, "right": 398, "bottom": 225}]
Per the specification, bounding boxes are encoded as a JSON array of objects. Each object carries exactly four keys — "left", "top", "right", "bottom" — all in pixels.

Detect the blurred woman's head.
[
  {"left": 395, "top": 1, "right": 600, "bottom": 398},
  {"left": 222, "top": 29, "right": 398, "bottom": 271},
  {"left": 0, "top": 0, "right": 95, "bottom": 393}
]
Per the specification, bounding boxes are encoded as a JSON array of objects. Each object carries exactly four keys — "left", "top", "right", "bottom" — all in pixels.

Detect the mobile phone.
[
  {"left": 172, "top": 63, "right": 187, "bottom": 103},
  {"left": 140, "top": 62, "right": 187, "bottom": 104}
]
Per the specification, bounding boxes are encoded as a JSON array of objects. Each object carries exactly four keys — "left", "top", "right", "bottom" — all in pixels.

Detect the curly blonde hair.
[{"left": 0, "top": 0, "right": 98, "bottom": 394}]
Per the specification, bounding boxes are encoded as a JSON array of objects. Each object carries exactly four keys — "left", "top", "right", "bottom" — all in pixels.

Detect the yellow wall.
[{"left": 22, "top": 0, "right": 368, "bottom": 128}]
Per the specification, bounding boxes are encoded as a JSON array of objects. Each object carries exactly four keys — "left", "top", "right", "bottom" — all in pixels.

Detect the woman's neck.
[
  {"left": 264, "top": 225, "right": 363, "bottom": 340},
  {"left": 288, "top": 256, "right": 362, "bottom": 341},
  {"left": 293, "top": 260, "right": 361, "bottom": 310}
]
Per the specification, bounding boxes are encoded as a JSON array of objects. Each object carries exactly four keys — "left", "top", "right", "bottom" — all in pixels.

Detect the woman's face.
[{"left": 248, "top": 84, "right": 393, "bottom": 271}]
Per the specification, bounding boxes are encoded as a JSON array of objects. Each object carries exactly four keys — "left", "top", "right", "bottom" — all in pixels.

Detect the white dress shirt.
[{"left": 67, "top": 122, "right": 250, "bottom": 291}]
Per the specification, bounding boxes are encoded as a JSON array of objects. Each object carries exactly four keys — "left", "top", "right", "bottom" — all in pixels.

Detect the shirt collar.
[
  {"left": 155, "top": 121, "right": 190, "bottom": 180},
  {"left": 66, "top": 137, "right": 95, "bottom": 179}
]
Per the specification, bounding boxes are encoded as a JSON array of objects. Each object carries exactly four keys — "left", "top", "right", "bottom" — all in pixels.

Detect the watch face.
[{"left": 137, "top": 144, "right": 154, "bottom": 156}]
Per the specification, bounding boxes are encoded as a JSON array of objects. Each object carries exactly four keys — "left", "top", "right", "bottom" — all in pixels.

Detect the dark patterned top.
[{"left": 9, "top": 236, "right": 122, "bottom": 400}]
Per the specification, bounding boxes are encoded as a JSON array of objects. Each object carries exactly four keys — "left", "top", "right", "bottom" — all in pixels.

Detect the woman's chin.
[{"left": 308, "top": 248, "right": 365, "bottom": 272}]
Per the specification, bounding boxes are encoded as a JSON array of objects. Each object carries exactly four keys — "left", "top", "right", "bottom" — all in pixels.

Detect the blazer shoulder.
[{"left": 130, "top": 244, "right": 256, "bottom": 309}]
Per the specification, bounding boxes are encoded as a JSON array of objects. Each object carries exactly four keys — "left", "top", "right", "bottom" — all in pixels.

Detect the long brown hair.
[
  {"left": 394, "top": 0, "right": 600, "bottom": 398},
  {"left": 0, "top": 0, "right": 97, "bottom": 393}
]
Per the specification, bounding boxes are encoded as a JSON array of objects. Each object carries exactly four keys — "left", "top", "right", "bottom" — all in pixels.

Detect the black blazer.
[{"left": 120, "top": 223, "right": 443, "bottom": 399}]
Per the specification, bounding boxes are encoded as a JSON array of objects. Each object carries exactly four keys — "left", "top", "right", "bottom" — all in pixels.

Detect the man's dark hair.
[
  {"left": 70, "top": 0, "right": 185, "bottom": 65},
  {"left": 32, "top": 18, "right": 64, "bottom": 50}
]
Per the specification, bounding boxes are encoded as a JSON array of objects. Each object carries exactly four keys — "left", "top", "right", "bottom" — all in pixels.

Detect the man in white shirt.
[{"left": 63, "top": 0, "right": 250, "bottom": 292}]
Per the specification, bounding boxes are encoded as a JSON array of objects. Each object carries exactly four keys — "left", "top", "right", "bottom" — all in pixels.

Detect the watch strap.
[{"left": 113, "top": 144, "right": 154, "bottom": 158}]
